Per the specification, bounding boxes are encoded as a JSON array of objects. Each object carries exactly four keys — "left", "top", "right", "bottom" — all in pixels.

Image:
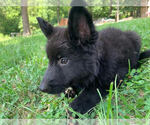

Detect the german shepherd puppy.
[{"left": 37, "top": 7, "right": 150, "bottom": 114}]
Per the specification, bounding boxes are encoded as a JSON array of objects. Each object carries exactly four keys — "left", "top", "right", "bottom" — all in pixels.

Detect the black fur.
[
  {"left": 139, "top": 50, "right": 150, "bottom": 60},
  {"left": 37, "top": 7, "right": 150, "bottom": 114}
]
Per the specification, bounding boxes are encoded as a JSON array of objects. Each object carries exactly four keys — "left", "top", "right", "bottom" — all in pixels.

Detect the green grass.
[{"left": 0, "top": 18, "right": 150, "bottom": 119}]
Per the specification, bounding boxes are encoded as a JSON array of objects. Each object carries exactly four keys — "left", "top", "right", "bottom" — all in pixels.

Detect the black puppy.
[{"left": 37, "top": 7, "right": 150, "bottom": 114}]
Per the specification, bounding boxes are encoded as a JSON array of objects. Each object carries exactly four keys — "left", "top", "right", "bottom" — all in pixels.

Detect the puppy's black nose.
[{"left": 39, "top": 83, "right": 49, "bottom": 92}]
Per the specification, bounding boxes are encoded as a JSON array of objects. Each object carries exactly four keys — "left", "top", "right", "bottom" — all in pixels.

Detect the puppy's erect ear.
[
  {"left": 36, "top": 17, "right": 53, "bottom": 38},
  {"left": 68, "top": 7, "right": 96, "bottom": 44}
]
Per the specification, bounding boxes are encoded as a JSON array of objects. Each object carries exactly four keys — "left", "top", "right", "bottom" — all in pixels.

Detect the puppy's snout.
[
  {"left": 39, "top": 79, "right": 55, "bottom": 92},
  {"left": 39, "top": 83, "right": 48, "bottom": 92}
]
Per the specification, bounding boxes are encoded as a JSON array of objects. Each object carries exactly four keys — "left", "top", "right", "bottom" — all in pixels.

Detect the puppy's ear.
[
  {"left": 37, "top": 17, "right": 54, "bottom": 38},
  {"left": 68, "top": 7, "right": 96, "bottom": 44}
]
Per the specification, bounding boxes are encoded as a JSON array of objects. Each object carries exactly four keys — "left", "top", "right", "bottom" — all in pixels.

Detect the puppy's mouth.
[
  {"left": 47, "top": 86, "right": 66, "bottom": 94},
  {"left": 39, "top": 84, "right": 69, "bottom": 94},
  {"left": 39, "top": 79, "right": 73, "bottom": 94}
]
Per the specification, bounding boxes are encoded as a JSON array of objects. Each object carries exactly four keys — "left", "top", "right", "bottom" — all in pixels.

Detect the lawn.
[{"left": 0, "top": 18, "right": 150, "bottom": 119}]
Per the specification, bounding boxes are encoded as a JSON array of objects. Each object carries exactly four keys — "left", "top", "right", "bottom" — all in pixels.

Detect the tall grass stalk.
[
  {"left": 107, "top": 82, "right": 113, "bottom": 125},
  {"left": 114, "top": 75, "right": 119, "bottom": 125}
]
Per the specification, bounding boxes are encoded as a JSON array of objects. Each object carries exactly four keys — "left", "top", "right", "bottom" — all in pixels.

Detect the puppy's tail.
[
  {"left": 139, "top": 50, "right": 150, "bottom": 60},
  {"left": 137, "top": 50, "right": 150, "bottom": 67}
]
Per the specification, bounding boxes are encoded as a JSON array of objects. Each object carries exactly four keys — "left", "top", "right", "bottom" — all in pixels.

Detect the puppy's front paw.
[{"left": 69, "top": 100, "right": 87, "bottom": 114}]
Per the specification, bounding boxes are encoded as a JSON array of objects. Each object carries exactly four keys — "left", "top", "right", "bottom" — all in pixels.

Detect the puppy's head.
[{"left": 37, "top": 7, "right": 98, "bottom": 94}]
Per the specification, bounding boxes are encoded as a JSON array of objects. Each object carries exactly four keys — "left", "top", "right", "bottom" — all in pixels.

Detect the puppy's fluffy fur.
[{"left": 37, "top": 7, "right": 150, "bottom": 114}]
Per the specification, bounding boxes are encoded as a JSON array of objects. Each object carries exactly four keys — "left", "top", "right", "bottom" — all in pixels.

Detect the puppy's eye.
[{"left": 59, "top": 57, "right": 69, "bottom": 65}]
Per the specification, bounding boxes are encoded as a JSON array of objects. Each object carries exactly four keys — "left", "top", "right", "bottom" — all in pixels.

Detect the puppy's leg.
[{"left": 69, "top": 86, "right": 105, "bottom": 114}]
